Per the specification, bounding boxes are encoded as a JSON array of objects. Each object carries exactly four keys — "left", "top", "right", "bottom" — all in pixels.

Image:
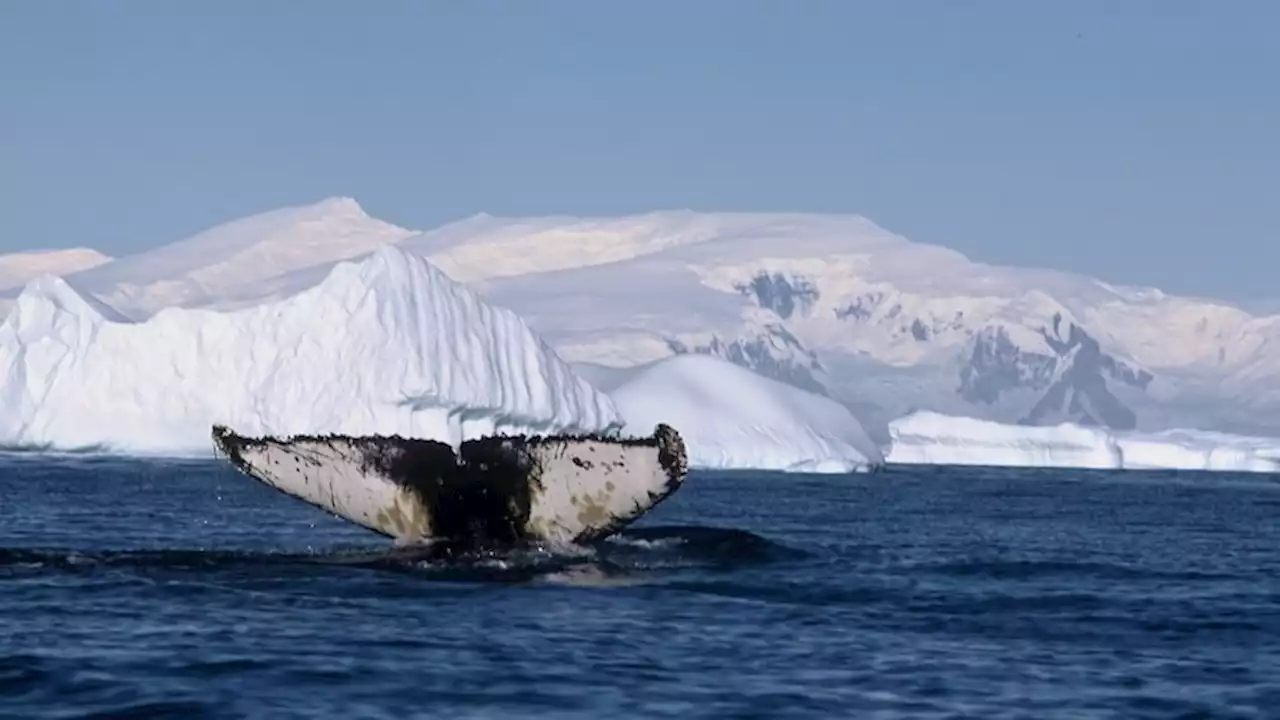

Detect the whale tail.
[{"left": 211, "top": 424, "right": 689, "bottom": 550}]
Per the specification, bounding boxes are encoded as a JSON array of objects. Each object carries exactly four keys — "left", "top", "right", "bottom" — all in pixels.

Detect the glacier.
[
  {"left": 886, "top": 411, "right": 1280, "bottom": 473},
  {"left": 0, "top": 245, "right": 621, "bottom": 455},
  {"left": 385, "top": 206, "right": 1280, "bottom": 440},
  {"left": 608, "top": 354, "right": 884, "bottom": 473},
  {"left": 11, "top": 197, "right": 1280, "bottom": 441},
  {"left": 4, "top": 196, "right": 1277, "bottom": 475},
  {"left": 0, "top": 235, "right": 876, "bottom": 475}
]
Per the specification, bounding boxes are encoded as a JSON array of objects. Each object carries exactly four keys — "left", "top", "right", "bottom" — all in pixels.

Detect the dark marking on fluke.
[{"left": 211, "top": 423, "right": 688, "bottom": 552}]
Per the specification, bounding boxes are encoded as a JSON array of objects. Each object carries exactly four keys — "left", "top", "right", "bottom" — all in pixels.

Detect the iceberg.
[
  {"left": 608, "top": 354, "right": 884, "bottom": 473},
  {"left": 0, "top": 245, "right": 621, "bottom": 455},
  {"left": 886, "top": 411, "right": 1280, "bottom": 473}
]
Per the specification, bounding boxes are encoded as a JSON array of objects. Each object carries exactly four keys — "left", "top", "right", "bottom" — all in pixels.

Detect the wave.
[
  {"left": 895, "top": 558, "right": 1243, "bottom": 582},
  {"left": 0, "top": 525, "right": 804, "bottom": 586}
]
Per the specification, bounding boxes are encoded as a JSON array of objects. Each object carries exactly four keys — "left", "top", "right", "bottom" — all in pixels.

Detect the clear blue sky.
[{"left": 3, "top": 1, "right": 1276, "bottom": 301}]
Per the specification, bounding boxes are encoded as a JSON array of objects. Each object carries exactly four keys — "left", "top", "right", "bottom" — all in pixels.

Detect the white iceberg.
[
  {"left": 886, "top": 411, "right": 1280, "bottom": 473},
  {"left": 0, "top": 245, "right": 621, "bottom": 455},
  {"left": 608, "top": 354, "right": 883, "bottom": 473},
  {"left": 1111, "top": 428, "right": 1280, "bottom": 473}
]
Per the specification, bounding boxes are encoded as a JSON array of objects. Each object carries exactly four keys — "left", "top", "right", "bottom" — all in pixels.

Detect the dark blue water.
[{"left": 1, "top": 457, "right": 1278, "bottom": 719}]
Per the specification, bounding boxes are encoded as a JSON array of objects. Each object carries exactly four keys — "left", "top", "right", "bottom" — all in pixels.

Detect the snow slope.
[
  {"left": 609, "top": 354, "right": 883, "bottom": 473},
  {"left": 886, "top": 411, "right": 1280, "bottom": 473},
  {"left": 439, "top": 212, "right": 1280, "bottom": 438},
  {"left": 7, "top": 197, "right": 1280, "bottom": 442},
  {"left": 37, "top": 197, "right": 414, "bottom": 317},
  {"left": 0, "top": 248, "right": 111, "bottom": 291},
  {"left": 0, "top": 245, "right": 620, "bottom": 454}
]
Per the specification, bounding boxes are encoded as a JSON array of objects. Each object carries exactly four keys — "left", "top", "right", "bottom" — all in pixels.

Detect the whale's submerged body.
[{"left": 211, "top": 424, "right": 689, "bottom": 552}]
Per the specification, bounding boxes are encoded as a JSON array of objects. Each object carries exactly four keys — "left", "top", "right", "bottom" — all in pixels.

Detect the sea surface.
[{"left": 1, "top": 457, "right": 1277, "bottom": 719}]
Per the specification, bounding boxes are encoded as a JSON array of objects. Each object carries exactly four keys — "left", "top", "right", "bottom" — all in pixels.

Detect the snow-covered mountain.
[
  {"left": 57, "top": 197, "right": 414, "bottom": 315},
  {"left": 5, "top": 197, "right": 1278, "bottom": 439},
  {"left": 0, "top": 248, "right": 111, "bottom": 292}
]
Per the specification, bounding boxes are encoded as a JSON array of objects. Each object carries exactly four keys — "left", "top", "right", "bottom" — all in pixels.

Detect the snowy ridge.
[
  {"left": 609, "top": 354, "right": 883, "bottom": 473},
  {"left": 40, "top": 197, "right": 414, "bottom": 317},
  {"left": 393, "top": 207, "right": 1280, "bottom": 436},
  {"left": 0, "top": 248, "right": 111, "bottom": 291},
  {"left": 0, "top": 245, "right": 620, "bottom": 454},
  {"left": 4, "top": 197, "right": 1280, "bottom": 452},
  {"left": 886, "top": 411, "right": 1280, "bottom": 473}
]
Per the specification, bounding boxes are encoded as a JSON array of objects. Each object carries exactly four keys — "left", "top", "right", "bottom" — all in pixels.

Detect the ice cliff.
[
  {"left": 887, "top": 411, "right": 1280, "bottom": 473},
  {"left": 0, "top": 246, "right": 621, "bottom": 454}
]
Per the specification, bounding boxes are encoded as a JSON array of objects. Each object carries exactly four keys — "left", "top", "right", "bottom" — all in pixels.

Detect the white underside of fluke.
[
  {"left": 211, "top": 424, "right": 688, "bottom": 548},
  {"left": 520, "top": 435, "right": 680, "bottom": 543},
  {"left": 215, "top": 435, "right": 417, "bottom": 539}
]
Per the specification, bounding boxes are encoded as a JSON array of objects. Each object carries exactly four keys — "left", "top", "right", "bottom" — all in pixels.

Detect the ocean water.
[{"left": 1, "top": 457, "right": 1277, "bottom": 719}]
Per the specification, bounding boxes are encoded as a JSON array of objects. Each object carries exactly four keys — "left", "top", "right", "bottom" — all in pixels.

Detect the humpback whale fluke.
[{"left": 210, "top": 424, "right": 689, "bottom": 551}]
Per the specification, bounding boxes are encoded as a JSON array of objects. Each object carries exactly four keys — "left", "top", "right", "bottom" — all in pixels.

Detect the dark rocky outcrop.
[
  {"left": 666, "top": 324, "right": 828, "bottom": 396},
  {"left": 956, "top": 313, "right": 1153, "bottom": 430},
  {"left": 734, "top": 272, "right": 819, "bottom": 320}
]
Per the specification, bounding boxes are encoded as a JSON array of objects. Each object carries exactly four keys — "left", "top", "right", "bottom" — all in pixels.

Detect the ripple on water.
[{"left": 1, "top": 459, "right": 1279, "bottom": 718}]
